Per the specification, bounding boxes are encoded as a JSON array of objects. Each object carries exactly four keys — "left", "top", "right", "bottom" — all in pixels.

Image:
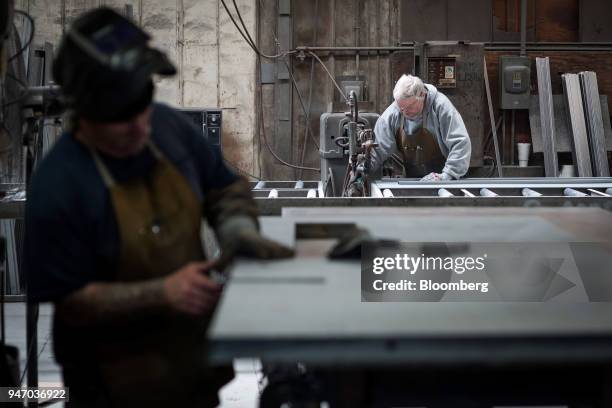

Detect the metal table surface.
[{"left": 208, "top": 207, "right": 612, "bottom": 367}]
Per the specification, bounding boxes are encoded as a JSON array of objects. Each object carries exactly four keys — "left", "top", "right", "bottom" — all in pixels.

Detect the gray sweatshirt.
[{"left": 371, "top": 84, "right": 471, "bottom": 179}]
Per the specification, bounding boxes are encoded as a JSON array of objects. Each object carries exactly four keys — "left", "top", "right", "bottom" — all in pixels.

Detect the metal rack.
[
  {"left": 250, "top": 181, "right": 323, "bottom": 198},
  {"left": 371, "top": 177, "right": 612, "bottom": 198}
]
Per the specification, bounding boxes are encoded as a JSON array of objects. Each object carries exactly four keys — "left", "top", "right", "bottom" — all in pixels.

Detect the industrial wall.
[
  {"left": 257, "top": 0, "right": 402, "bottom": 180},
  {"left": 16, "top": 0, "right": 612, "bottom": 181},
  {"left": 15, "top": 0, "right": 259, "bottom": 177},
  {"left": 258, "top": 0, "right": 612, "bottom": 180}
]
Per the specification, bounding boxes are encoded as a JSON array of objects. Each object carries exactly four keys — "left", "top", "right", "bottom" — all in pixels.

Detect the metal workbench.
[{"left": 208, "top": 207, "right": 612, "bottom": 406}]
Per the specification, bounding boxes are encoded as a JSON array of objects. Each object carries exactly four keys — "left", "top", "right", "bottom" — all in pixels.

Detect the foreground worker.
[
  {"left": 24, "top": 8, "right": 292, "bottom": 407},
  {"left": 372, "top": 74, "right": 471, "bottom": 181}
]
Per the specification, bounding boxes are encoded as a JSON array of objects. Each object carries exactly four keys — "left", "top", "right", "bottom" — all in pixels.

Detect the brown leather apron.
[
  {"left": 394, "top": 98, "right": 446, "bottom": 178},
  {"left": 83, "top": 141, "right": 232, "bottom": 407}
]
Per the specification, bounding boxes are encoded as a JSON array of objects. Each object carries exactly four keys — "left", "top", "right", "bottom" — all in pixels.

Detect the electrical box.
[
  {"left": 427, "top": 57, "right": 457, "bottom": 89},
  {"left": 179, "top": 108, "right": 222, "bottom": 150},
  {"left": 499, "top": 55, "right": 531, "bottom": 109}
]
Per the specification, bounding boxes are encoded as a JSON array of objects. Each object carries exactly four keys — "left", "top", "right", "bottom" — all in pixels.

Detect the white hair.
[{"left": 393, "top": 74, "right": 425, "bottom": 101}]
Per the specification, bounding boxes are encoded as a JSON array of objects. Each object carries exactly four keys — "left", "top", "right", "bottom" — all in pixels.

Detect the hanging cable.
[
  {"left": 223, "top": 157, "right": 262, "bottom": 180},
  {"left": 307, "top": 51, "right": 348, "bottom": 102},
  {"left": 220, "top": 0, "right": 294, "bottom": 59},
  {"left": 257, "top": 55, "right": 318, "bottom": 172},
  {"left": 285, "top": 61, "right": 319, "bottom": 152},
  {"left": 8, "top": 10, "right": 35, "bottom": 63},
  {"left": 231, "top": 0, "right": 257, "bottom": 50},
  {"left": 247, "top": 0, "right": 319, "bottom": 173}
]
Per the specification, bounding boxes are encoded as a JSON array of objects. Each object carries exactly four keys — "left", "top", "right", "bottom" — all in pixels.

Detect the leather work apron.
[
  {"left": 394, "top": 98, "right": 446, "bottom": 178},
  {"left": 79, "top": 141, "right": 232, "bottom": 407}
]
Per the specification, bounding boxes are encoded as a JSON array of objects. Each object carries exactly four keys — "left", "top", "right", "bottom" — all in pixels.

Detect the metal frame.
[
  {"left": 371, "top": 177, "right": 612, "bottom": 198},
  {"left": 250, "top": 180, "right": 323, "bottom": 198}
]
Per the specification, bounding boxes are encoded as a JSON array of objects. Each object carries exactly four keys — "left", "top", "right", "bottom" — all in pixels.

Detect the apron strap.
[
  {"left": 90, "top": 148, "right": 117, "bottom": 188},
  {"left": 146, "top": 140, "right": 165, "bottom": 161},
  {"left": 89, "top": 140, "right": 165, "bottom": 189}
]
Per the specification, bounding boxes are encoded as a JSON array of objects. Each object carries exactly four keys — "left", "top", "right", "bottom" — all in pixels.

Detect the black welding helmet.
[{"left": 53, "top": 7, "right": 176, "bottom": 122}]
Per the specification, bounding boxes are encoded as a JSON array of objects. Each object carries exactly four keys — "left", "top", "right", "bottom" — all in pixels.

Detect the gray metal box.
[
  {"left": 499, "top": 55, "right": 531, "bottom": 109},
  {"left": 179, "top": 108, "right": 222, "bottom": 151},
  {"left": 319, "top": 112, "right": 379, "bottom": 197}
]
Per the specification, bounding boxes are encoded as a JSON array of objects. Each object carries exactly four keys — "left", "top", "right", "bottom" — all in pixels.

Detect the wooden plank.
[
  {"left": 535, "top": 0, "right": 579, "bottom": 42},
  {"left": 579, "top": 71, "right": 610, "bottom": 177},
  {"left": 447, "top": 0, "right": 492, "bottom": 41},
  {"left": 399, "top": 0, "right": 447, "bottom": 42},
  {"left": 580, "top": 0, "right": 612, "bottom": 42},
  {"left": 492, "top": 0, "right": 536, "bottom": 42},
  {"left": 536, "top": 57, "right": 559, "bottom": 177},
  {"left": 562, "top": 73, "right": 592, "bottom": 177}
]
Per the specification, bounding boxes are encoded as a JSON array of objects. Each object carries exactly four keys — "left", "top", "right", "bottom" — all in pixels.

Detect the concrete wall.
[{"left": 17, "top": 0, "right": 258, "bottom": 176}]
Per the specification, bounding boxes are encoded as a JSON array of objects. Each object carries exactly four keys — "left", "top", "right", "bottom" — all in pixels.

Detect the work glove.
[
  {"left": 232, "top": 229, "right": 295, "bottom": 259},
  {"left": 419, "top": 172, "right": 452, "bottom": 182},
  {"left": 217, "top": 215, "right": 294, "bottom": 260},
  {"left": 205, "top": 178, "right": 292, "bottom": 259}
]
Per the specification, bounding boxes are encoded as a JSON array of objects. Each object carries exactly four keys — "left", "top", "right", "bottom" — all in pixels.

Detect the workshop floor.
[{"left": 5, "top": 303, "right": 262, "bottom": 407}]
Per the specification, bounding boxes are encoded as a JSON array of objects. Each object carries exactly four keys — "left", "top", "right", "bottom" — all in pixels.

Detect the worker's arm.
[
  {"left": 172, "top": 104, "right": 291, "bottom": 259},
  {"left": 370, "top": 104, "right": 402, "bottom": 173},
  {"left": 204, "top": 177, "right": 293, "bottom": 259},
  {"left": 204, "top": 176, "right": 260, "bottom": 241},
  {"left": 56, "top": 261, "right": 222, "bottom": 326},
  {"left": 437, "top": 98, "right": 471, "bottom": 179}
]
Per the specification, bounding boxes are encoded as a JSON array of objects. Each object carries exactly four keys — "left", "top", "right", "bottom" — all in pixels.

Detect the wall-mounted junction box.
[{"left": 499, "top": 55, "right": 531, "bottom": 109}]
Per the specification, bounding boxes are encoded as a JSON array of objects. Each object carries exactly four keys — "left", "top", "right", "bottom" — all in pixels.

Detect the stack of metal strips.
[
  {"left": 579, "top": 71, "right": 610, "bottom": 177},
  {"left": 535, "top": 57, "right": 559, "bottom": 177},
  {"left": 562, "top": 73, "right": 593, "bottom": 177}
]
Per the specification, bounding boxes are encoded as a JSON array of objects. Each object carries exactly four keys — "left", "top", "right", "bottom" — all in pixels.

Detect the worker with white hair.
[{"left": 371, "top": 74, "right": 471, "bottom": 181}]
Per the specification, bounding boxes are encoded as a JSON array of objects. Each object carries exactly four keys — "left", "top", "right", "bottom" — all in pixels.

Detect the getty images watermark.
[{"left": 361, "top": 242, "right": 612, "bottom": 302}]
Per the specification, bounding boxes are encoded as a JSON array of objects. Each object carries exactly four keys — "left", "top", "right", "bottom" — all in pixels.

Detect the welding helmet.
[{"left": 53, "top": 7, "right": 176, "bottom": 122}]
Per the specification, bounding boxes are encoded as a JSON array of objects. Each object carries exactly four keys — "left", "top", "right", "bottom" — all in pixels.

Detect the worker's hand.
[
  {"left": 419, "top": 172, "right": 452, "bottom": 182},
  {"left": 231, "top": 230, "right": 295, "bottom": 259},
  {"left": 163, "top": 261, "right": 223, "bottom": 316}
]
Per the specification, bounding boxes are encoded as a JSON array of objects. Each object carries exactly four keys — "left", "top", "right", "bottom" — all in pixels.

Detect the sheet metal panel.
[
  {"left": 536, "top": 57, "right": 559, "bottom": 177},
  {"left": 579, "top": 71, "right": 610, "bottom": 177},
  {"left": 400, "top": 0, "right": 447, "bottom": 42},
  {"left": 530, "top": 95, "right": 612, "bottom": 153},
  {"left": 562, "top": 73, "right": 593, "bottom": 177},
  {"left": 447, "top": 0, "right": 492, "bottom": 42},
  {"left": 209, "top": 208, "right": 612, "bottom": 365}
]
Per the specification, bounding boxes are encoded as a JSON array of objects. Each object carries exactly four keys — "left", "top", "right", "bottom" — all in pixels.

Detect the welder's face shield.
[
  {"left": 68, "top": 15, "right": 174, "bottom": 75},
  {"left": 54, "top": 8, "right": 176, "bottom": 123}
]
